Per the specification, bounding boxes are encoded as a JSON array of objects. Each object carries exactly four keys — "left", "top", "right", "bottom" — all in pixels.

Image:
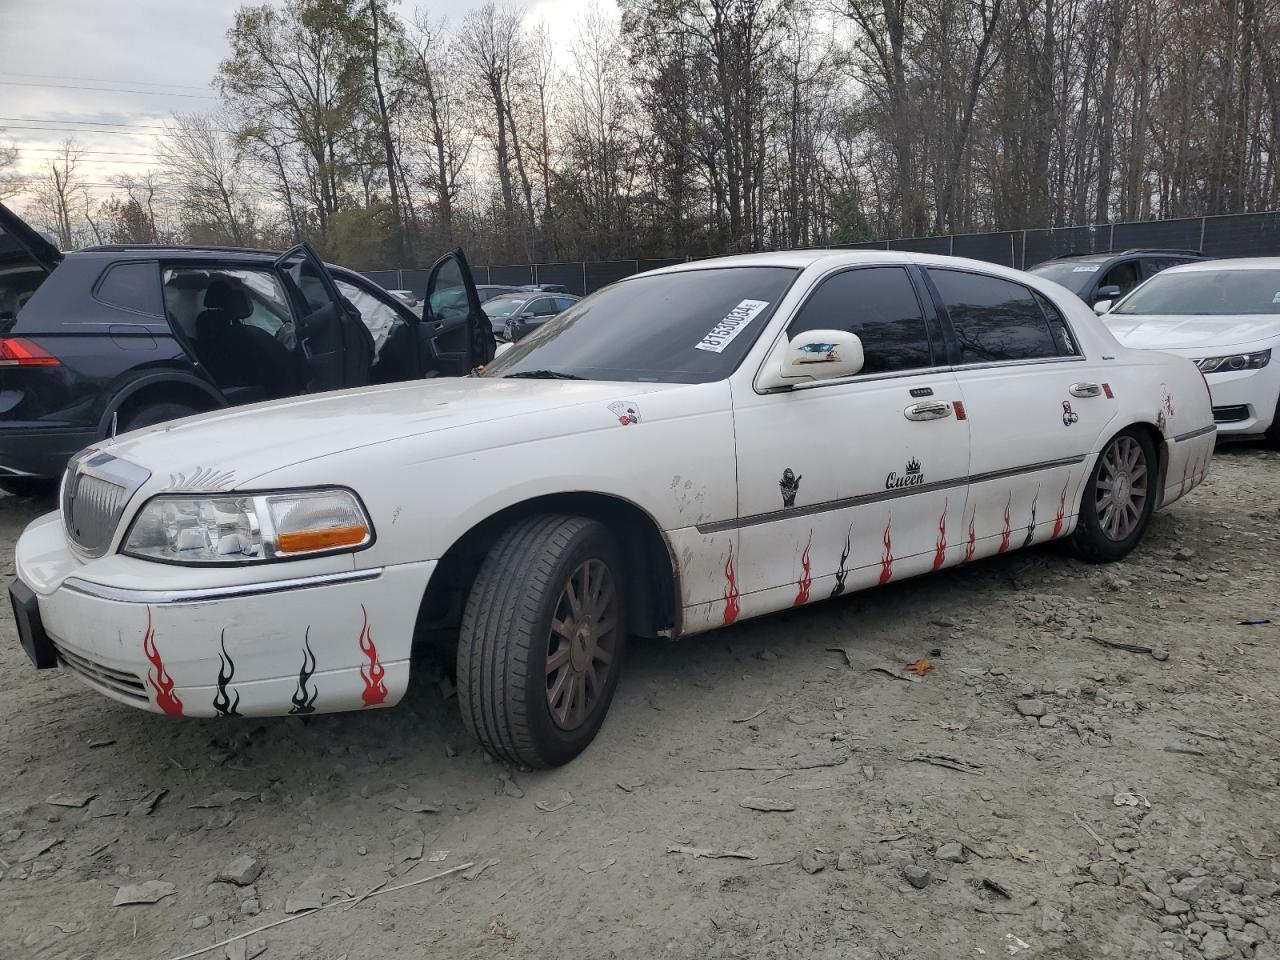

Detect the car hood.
[
  {"left": 1104, "top": 313, "right": 1280, "bottom": 351},
  {"left": 101, "top": 377, "right": 681, "bottom": 488}
]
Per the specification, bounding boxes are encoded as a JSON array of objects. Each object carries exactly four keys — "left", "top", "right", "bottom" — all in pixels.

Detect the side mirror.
[
  {"left": 1094, "top": 285, "right": 1121, "bottom": 301},
  {"left": 758, "top": 329, "right": 865, "bottom": 390},
  {"left": 1093, "top": 299, "right": 1113, "bottom": 316}
]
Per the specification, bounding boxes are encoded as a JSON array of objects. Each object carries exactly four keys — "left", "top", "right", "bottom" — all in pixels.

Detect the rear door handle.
[
  {"left": 1070, "top": 382, "right": 1102, "bottom": 398},
  {"left": 904, "top": 400, "right": 952, "bottom": 421}
]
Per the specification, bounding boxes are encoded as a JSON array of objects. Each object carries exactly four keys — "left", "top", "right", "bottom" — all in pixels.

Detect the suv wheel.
[
  {"left": 457, "top": 514, "right": 626, "bottom": 768},
  {"left": 119, "top": 401, "right": 202, "bottom": 433},
  {"left": 1069, "top": 427, "right": 1158, "bottom": 562}
]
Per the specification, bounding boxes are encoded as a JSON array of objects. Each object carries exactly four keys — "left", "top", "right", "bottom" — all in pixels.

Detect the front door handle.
[
  {"left": 1070, "top": 382, "right": 1102, "bottom": 398},
  {"left": 904, "top": 400, "right": 952, "bottom": 421}
]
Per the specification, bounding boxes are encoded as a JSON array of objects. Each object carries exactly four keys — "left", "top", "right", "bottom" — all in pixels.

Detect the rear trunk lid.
[{"left": 0, "top": 201, "right": 62, "bottom": 333}]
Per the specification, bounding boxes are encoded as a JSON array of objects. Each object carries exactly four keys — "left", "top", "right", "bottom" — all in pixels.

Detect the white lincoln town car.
[{"left": 11, "top": 250, "right": 1215, "bottom": 767}]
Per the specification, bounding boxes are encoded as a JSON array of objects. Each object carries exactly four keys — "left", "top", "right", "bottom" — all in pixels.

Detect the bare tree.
[
  {"left": 28, "top": 139, "right": 85, "bottom": 249},
  {"left": 158, "top": 113, "right": 249, "bottom": 245}
]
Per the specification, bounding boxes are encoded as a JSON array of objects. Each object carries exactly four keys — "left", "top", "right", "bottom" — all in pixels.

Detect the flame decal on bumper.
[
  {"left": 1052, "top": 482, "right": 1068, "bottom": 538},
  {"left": 997, "top": 494, "right": 1012, "bottom": 553},
  {"left": 931, "top": 500, "right": 947, "bottom": 570},
  {"left": 142, "top": 608, "right": 184, "bottom": 716},
  {"left": 289, "top": 629, "right": 318, "bottom": 715},
  {"left": 212, "top": 630, "right": 240, "bottom": 718},
  {"left": 878, "top": 518, "right": 893, "bottom": 584}
]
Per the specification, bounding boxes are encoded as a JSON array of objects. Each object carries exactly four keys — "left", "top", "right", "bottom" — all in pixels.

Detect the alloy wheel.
[
  {"left": 546, "top": 558, "right": 618, "bottom": 730},
  {"left": 1094, "top": 435, "right": 1148, "bottom": 541}
]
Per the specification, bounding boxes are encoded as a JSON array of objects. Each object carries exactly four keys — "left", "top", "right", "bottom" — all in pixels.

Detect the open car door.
[
  {"left": 422, "top": 249, "right": 495, "bottom": 376},
  {"left": 0, "top": 201, "right": 62, "bottom": 331},
  {"left": 274, "top": 242, "right": 374, "bottom": 393}
]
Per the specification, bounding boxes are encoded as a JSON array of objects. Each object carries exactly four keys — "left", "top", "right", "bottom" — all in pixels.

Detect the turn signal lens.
[
  {"left": 277, "top": 523, "right": 370, "bottom": 554},
  {"left": 0, "top": 337, "right": 59, "bottom": 366}
]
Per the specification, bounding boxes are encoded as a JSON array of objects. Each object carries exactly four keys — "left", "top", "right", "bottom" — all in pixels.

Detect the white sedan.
[
  {"left": 1098, "top": 258, "right": 1280, "bottom": 443},
  {"left": 11, "top": 251, "right": 1215, "bottom": 767}
]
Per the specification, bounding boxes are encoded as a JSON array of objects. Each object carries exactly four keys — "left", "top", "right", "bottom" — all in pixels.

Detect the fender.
[{"left": 95, "top": 370, "right": 227, "bottom": 437}]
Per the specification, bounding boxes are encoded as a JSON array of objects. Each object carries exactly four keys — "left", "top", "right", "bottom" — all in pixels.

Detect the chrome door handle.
[
  {"left": 1070, "top": 382, "right": 1102, "bottom": 398},
  {"left": 904, "top": 400, "right": 952, "bottom": 421}
]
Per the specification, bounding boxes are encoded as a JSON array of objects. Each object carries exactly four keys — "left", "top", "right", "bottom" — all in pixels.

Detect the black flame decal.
[
  {"left": 289, "top": 629, "right": 318, "bottom": 715},
  {"left": 1022, "top": 484, "right": 1039, "bottom": 549},
  {"left": 830, "top": 522, "right": 854, "bottom": 598},
  {"left": 212, "top": 630, "right": 241, "bottom": 717}
]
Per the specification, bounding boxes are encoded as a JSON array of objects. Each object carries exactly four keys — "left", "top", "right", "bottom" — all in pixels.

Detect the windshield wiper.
[{"left": 503, "top": 369, "right": 585, "bottom": 380}]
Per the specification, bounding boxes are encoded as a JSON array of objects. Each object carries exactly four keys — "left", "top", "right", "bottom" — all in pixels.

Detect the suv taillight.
[{"left": 0, "top": 338, "right": 59, "bottom": 367}]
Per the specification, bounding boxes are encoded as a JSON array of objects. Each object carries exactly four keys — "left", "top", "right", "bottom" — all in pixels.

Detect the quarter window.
[
  {"left": 96, "top": 261, "right": 163, "bottom": 316},
  {"left": 786, "top": 266, "right": 933, "bottom": 374},
  {"left": 929, "top": 269, "right": 1061, "bottom": 363}
]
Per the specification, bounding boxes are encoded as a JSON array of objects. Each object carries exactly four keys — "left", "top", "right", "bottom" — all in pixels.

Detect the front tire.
[
  {"left": 1265, "top": 395, "right": 1280, "bottom": 447},
  {"left": 457, "top": 515, "right": 627, "bottom": 768},
  {"left": 1069, "top": 427, "right": 1158, "bottom": 562}
]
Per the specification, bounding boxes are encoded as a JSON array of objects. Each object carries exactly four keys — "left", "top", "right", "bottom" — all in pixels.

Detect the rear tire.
[
  {"left": 1069, "top": 427, "right": 1158, "bottom": 563},
  {"left": 119, "top": 401, "right": 202, "bottom": 433},
  {"left": 457, "top": 514, "right": 627, "bottom": 768}
]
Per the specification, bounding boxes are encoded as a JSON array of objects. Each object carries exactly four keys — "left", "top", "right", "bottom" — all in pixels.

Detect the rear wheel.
[
  {"left": 1069, "top": 427, "right": 1158, "bottom": 563},
  {"left": 119, "top": 401, "right": 202, "bottom": 433},
  {"left": 457, "top": 514, "right": 626, "bottom": 768}
]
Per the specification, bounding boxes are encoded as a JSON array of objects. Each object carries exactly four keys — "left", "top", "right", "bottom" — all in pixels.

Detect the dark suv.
[
  {"left": 1026, "top": 248, "right": 1211, "bottom": 308},
  {"left": 0, "top": 203, "right": 494, "bottom": 494}
]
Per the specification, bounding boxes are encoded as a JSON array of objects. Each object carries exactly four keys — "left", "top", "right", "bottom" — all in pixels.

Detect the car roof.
[{"left": 1159, "top": 257, "right": 1280, "bottom": 273}]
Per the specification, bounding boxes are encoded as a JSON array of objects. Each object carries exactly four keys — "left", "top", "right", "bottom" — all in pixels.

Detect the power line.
[
  {"left": 0, "top": 116, "right": 176, "bottom": 130},
  {"left": 0, "top": 80, "right": 217, "bottom": 99},
  {"left": 20, "top": 148, "right": 166, "bottom": 158},
  {"left": 1, "top": 125, "right": 167, "bottom": 137},
  {"left": 0, "top": 71, "right": 214, "bottom": 93}
]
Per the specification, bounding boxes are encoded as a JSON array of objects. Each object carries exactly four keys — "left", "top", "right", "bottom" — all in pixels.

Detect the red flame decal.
[
  {"left": 997, "top": 494, "right": 1012, "bottom": 553},
  {"left": 1052, "top": 482, "right": 1068, "bottom": 538},
  {"left": 931, "top": 500, "right": 948, "bottom": 571},
  {"left": 794, "top": 531, "right": 813, "bottom": 606},
  {"left": 878, "top": 518, "right": 894, "bottom": 584},
  {"left": 963, "top": 509, "right": 976, "bottom": 563},
  {"left": 723, "top": 544, "right": 740, "bottom": 625},
  {"left": 357, "top": 605, "right": 387, "bottom": 706},
  {"left": 142, "top": 608, "right": 183, "bottom": 716}
]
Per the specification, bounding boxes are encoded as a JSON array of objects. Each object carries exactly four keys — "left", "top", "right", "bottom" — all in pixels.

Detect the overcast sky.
[{"left": 0, "top": 0, "right": 615, "bottom": 210}]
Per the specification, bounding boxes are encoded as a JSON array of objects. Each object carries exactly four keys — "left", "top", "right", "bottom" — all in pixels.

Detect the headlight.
[
  {"left": 122, "top": 488, "right": 373, "bottom": 564},
  {"left": 1196, "top": 349, "right": 1271, "bottom": 373}
]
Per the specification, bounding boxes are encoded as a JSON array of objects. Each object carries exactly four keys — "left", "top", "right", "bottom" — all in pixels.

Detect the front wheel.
[
  {"left": 457, "top": 514, "right": 627, "bottom": 768},
  {"left": 1069, "top": 427, "right": 1158, "bottom": 563}
]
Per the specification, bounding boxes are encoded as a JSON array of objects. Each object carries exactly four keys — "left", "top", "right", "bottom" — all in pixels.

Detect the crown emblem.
[{"left": 905, "top": 457, "right": 921, "bottom": 475}]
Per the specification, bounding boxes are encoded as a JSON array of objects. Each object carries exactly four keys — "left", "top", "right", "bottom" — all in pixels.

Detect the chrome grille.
[
  {"left": 62, "top": 451, "right": 151, "bottom": 558},
  {"left": 51, "top": 639, "right": 149, "bottom": 703}
]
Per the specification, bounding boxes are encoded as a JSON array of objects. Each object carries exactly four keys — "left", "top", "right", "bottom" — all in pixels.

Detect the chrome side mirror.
[{"left": 1093, "top": 299, "right": 1113, "bottom": 315}]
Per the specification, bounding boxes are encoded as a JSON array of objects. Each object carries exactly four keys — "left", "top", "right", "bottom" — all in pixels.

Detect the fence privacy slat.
[{"left": 365, "top": 210, "right": 1280, "bottom": 295}]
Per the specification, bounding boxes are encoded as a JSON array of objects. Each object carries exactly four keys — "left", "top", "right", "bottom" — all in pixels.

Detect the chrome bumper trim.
[{"left": 61, "top": 567, "right": 384, "bottom": 605}]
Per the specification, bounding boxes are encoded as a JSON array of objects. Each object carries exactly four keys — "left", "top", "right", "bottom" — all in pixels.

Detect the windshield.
[
  {"left": 1026, "top": 261, "right": 1099, "bottom": 294},
  {"left": 483, "top": 266, "right": 800, "bottom": 383},
  {"left": 1114, "top": 268, "right": 1280, "bottom": 315},
  {"left": 482, "top": 296, "right": 530, "bottom": 318}
]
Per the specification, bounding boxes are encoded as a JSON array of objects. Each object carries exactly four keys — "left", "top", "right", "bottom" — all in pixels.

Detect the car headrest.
[{"left": 203, "top": 277, "right": 253, "bottom": 321}]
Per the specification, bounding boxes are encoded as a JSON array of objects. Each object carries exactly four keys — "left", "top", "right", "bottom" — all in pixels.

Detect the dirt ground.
[{"left": 2, "top": 445, "right": 1279, "bottom": 960}]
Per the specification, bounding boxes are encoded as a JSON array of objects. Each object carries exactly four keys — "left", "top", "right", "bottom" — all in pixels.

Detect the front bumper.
[
  {"left": 1204, "top": 363, "right": 1280, "bottom": 436},
  {"left": 14, "top": 513, "right": 434, "bottom": 717},
  {"left": 0, "top": 425, "right": 97, "bottom": 479}
]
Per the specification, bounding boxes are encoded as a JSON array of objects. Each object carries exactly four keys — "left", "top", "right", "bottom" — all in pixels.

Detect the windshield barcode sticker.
[
  {"left": 1072, "top": 266, "right": 1099, "bottom": 273},
  {"left": 694, "top": 300, "right": 770, "bottom": 353}
]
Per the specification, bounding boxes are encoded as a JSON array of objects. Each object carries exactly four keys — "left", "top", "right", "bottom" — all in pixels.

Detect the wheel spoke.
[
  {"left": 546, "top": 644, "right": 570, "bottom": 675},
  {"left": 592, "top": 641, "right": 613, "bottom": 665},
  {"left": 548, "top": 667, "right": 569, "bottom": 711}
]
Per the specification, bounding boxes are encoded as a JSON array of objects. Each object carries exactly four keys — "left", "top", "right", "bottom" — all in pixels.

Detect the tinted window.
[
  {"left": 96, "top": 261, "right": 163, "bottom": 316},
  {"left": 1033, "top": 290, "right": 1079, "bottom": 356},
  {"left": 1143, "top": 257, "right": 1190, "bottom": 278},
  {"left": 1112, "top": 268, "right": 1280, "bottom": 315},
  {"left": 484, "top": 266, "right": 798, "bottom": 384},
  {"left": 554, "top": 297, "right": 577, "bottom": 311},
  {"left": 786, "top": 267, "right": 932, "bottom": 374},
  {"left": 930, "top": 269, "right": 1060, "bottom": 363},
  {"left": 527, "top": 298, "right": 557, "bottom": 316}
]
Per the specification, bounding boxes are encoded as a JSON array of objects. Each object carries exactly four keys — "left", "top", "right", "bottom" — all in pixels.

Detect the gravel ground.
[{"left": 2, "top": 445, "right": 1279, "bottom": 960}]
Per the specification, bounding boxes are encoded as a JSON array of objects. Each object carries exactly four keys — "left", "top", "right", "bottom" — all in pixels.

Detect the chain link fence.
[{"left": 363, "top": 210, "right": 1280, "bottom": 296}]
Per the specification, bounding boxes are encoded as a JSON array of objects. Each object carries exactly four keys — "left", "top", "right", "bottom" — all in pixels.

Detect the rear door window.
[
  {"left": 929, "top": 269, "right": 1061, "bottom": 363},
  {"left": 785, "top": 266, "right": 934, "bottom": 374}
]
